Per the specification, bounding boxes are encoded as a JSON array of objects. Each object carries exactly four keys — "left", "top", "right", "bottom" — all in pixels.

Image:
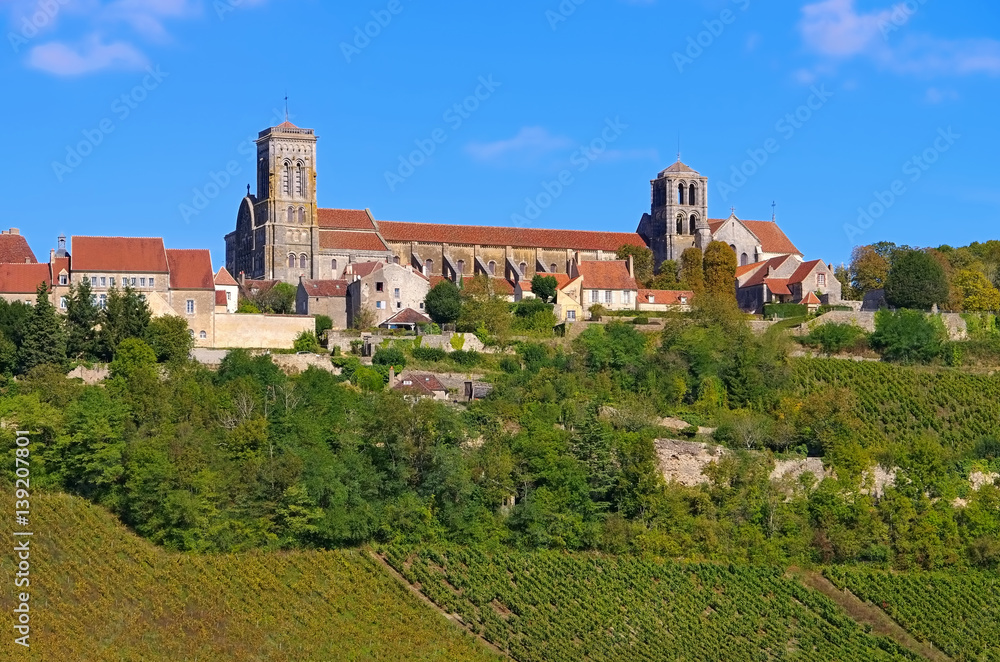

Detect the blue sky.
[{"left": 2, "top": 0, "right": 998, "bottom": 269}]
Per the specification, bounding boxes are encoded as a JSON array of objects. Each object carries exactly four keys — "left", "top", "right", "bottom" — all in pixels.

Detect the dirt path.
[
  {"left": 366, "top": 549, "right": 511, "bottom": 660},
  {"left": 788, "top": 568, "right": 952, "bottom": 662}
]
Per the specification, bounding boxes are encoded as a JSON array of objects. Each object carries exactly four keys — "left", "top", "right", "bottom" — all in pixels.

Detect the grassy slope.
[
  {"left": 0, "top": 493, "right": 500, "bottom": 662},
  {"left": 386, "top": 546, "right": 921, "bottom": 662}
]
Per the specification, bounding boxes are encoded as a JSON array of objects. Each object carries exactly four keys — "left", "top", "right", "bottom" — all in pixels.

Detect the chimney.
[
  {"left": 50, "top": 248, "right": 56, "bottom": 262},
  {"left": 9, "top": 228, "right": 19, "bottom": 235},
  {"left": 627, "top": 255, "right": 634, "bottom": 278},
  {"left": 388, "top": 365, "right": 396, "bottom": 387}
]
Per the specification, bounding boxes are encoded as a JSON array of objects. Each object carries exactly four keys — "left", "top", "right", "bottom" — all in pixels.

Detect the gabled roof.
[
  {"left": 381, "top": 307, "right": 432, "bottom": 326},
  {"left": 377, "top": 220, "right": 645, "bottom": 252},
  {"left": 317, "top": 208, "right": 377, "bottom": 231},
  {"left": 301, "top": 279, "right": 349, "bottom": 298},
  {"left": 638, "top": 289, "right": 694, "bottom": 305},
  {"left": 740, "top": 256, "right": 798, "bottom": 288},
  {"left": 71, "top": 237, "right": 168, "bottom": 273},
  {"left": 0, "top": 263, "right": 51, "bottom": 294},
  {"left": 275, "top": 120, "right": 299, "bottom": 129},
  {"left": 243, "top": 279, "right": 279, "bottom": 296},
  {"left": 764, "top": 278, "right": 791, "bottom": 296},
  {"left": 345, "top": 262, "right": 383, "bottom": 278},
  {"left": 397, "top": 372, "right": 447, "bottom": 393},
  {"left": 214, "top": 267, "right": 239, "bottom": 287},
  {"left": 707, "top": 218, "right": 802, "bottom": 256},
  {"left": 577, "top": 260, "right": 637, "bottom": 291},
  {"left": 802, "top": 291, "right": 822, "bottom": 305},
  {"left": 215, "top": 290, "right": 228, "bottom": 306},
  {"left": 166, "top": 249, "right": 214, "bottom": 290},
  {"left": 319, "top": 230, "right": 389, "bottom": 252},
  {"left": 787, "top": 259, "right": 825, "bottom": 285},
  {"left": 0, "top": 234, "right": 37, "bottom": 264}
]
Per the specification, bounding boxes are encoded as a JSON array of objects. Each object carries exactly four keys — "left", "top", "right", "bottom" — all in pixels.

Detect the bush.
[
  {"left": 373, "top": 345, "right": 407, "bottom": 371},
  {"left": 412, "top": 346, "right": 448, "bottom": 362},
  {"left": 589, "top": 304, "right": 606, "bottom": 321},
  {"left": 315, "top": 315, "right": 333, "bottom": 339},
  {"left": 499, "top": 356, "right": 521, "bottom": 373},
  {"left": 144, "top": 315, "right": 194, "bottom": 364},
  {"left": 450, "top": 349, "right": 482, "bottom": 367},
  {"left": 293, "top": 331, "right": 321, "bottom": 354},
  {"left": 351, "top": 366, "right": 384, "bottom": 391},
  {"left": 800, "top": 322, "right": 868, "bottom": 355},
  {"left": 870, "top": 309, "right": 946, "bottom": 363},
  {"left": 817, "top": 305, "right": 854, "bottom": 314},
  {"left": 632, "top": 316, "right": 651, "bottom": 325},
  {"left": 450, "top": 333, "right": 466, "bottom": 351},
  {"left": 763, "top": 303, "right": 808, "bottom": 319}
]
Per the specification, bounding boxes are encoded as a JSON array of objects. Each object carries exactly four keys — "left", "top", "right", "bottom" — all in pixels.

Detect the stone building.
[
  {"left": 635, "top": 161, "right": 711, "bottom": 267},
  {"left": 736, "top": 255, "right": 842, "bottom": 314},
  {"left": 344, "top": 261, "right": 430, "bottom": 328}
]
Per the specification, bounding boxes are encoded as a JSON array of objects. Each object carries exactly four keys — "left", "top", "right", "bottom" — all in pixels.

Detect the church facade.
[{"left": 226, "top": 120, "right": 805, "bottom": 289}]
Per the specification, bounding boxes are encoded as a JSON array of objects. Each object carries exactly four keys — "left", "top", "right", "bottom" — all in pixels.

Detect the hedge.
[{"left": 764, "top": 303, "right": 808, "bottom": 319}]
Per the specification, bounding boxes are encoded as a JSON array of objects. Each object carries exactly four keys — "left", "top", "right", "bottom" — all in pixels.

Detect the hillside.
[
  {"left": 384, "top": 546, "right": 921, "bottom": 662},
  {"left": 0, "top": 493, "right": 500, "bottom": 662}
]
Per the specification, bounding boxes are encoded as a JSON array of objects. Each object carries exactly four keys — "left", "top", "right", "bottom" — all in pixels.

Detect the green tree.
[
  {"left": 107, "top": 338, "right": 163, "bottom": 421},
  {"left": 293, "top": 331, "right": 321, "bottom": 353},
  {"left": 679, "top": 247, "right": 704, "bottom": 295},
  {"left": 424, "top": 279, "right": 462, "bottom": 325},
  {"left": 314, "top": 314, "right": 333, "bottom": 340},
  {"left": 530, "top": 275, "right": 558, "bottom": 303},
  {"left": 144, "top": 315, "right": 194, "bottom": 364},
  {"left": 954, "top": 269, "right": 1000, "bottom": 312},
  {"left": 19, "top": 282, "right": 67, "bottom": 374},
  {"left": 236, "top": 299, "right": 261, "bottom": 314},
  {"left": 885, "top": 249, "right": 950, "bottom": 310},
  {"left": 64, "top": 279, "right": 100, "bottom": 360},
  {"left": 0, "top": 299, "right": 31, "bottom": 349},
  {"left": 616, "top": 244, "right": 653, "bottom": 285},
  {"left": 648, "top": 260, "right": 680, "bottom": 290},
  {"left": 458, "top": 276, "right": 511, "bottom": 342},
  {"left": 848, "top": 245, "right": 890, "bottom": 296},
  {"left": 99, "top": 286, "right": 152, "bottom": 360},
  {"left": 255, "top": 282, "right": 297, "bottom": 314},
  {"left": 703, "top": 241, "right": 737, "bottom": 300},
  {"left": 870, "top": 309, "right": 946, "bottom": 363},
  {"left": 373, "top": 345, "right": 407, "bottom": 371}
]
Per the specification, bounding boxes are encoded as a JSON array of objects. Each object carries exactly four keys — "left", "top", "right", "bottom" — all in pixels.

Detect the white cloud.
[
  {"left": 28, "top": 35, "right": 148, "bottom": 75},
  {"left": 798, "top": 0, "right": 1000, "bottom": 77},
  {"left": 465, "top": 127, "right": 575, "bottom": 165},
  {"left": 925, "top": 87, "right": 958, "bottom": 104}
]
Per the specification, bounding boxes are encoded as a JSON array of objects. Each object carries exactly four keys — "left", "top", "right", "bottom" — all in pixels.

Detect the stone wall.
[
  {"left": 804, "top": 310, "right": 968, "bottom": 340},
  {"left": 214, "top": 314, "right": 314, "bottom": 349}
]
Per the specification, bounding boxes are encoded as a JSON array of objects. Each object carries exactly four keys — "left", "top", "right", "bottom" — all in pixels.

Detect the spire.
[
  {"left": 772, "top": 201, "right": 777, "bottom": 222},
  {"left": 284, "top": 92, "right": 289, "bottom": 122}
]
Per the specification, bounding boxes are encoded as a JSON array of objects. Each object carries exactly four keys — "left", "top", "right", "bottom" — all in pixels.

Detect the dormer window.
[{"left": 58, "top": 274, "right": 68, "bottom": 286}]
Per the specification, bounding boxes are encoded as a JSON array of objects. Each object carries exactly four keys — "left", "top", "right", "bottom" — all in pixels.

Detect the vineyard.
[
  {"left": 791, "top": 357, "right": 1000, "bottom": 450},
  {"left": 0, "top": 493, "right": 499, "bottom": 662},
  {"left": 825, "top": 566, "right": 1000, "bottom": 662},
  {"left": 384, "top": 546, "right": 920, "bottom": 662}
]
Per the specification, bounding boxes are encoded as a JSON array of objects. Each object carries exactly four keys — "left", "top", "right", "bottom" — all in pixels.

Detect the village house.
[
  {"left": 736, "top": 256, "right": 842, "bottom": 314},
  {"left": 344, "top": 261, "right": 430, "bottom": 328}
]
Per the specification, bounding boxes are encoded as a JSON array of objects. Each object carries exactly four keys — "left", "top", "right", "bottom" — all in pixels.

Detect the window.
[
  {"left": 623, "top": 291, "right": 632, "bottom": 305},
  {"left": 676, "top": 214, "right": 684, "bottom": 235},
  {"left": 605, "top": 290, "right": 613, "bottom": 304},
  {"left": 100, "top": 277, "right": 107, "bottom": 287},
  {"left": 741, "top": 253, "right": 749, "bottom": 266},
  {"left": 189, "top": 330, "right": 195, "bottom": 338},
  {"left": 331, "top": 259, "right": 338, "bottom": 273},
  {"left": 282, "top": 162, "right": 291, "bottom": 196},
  {"left": 519, "top": 262, "right": 527, "bottom": 276},
  {"left": 393, "top": 288, "right": 400, "bottom": 298},
  {"left": 140, "top": 278, "right": 146, "bottom": 287},
  {"left": 397, "top": 302, "right": 402, "bottom": 309},
  {"left": 59, "top": 274, "right": 68, "bottom": 286},
  {"left": 295, "top": 164, "right": 303, "bottom": 197},
  {"left": 550, "top": 263, "right": 557, "bottom": 273},
  {"left": 226, "top": 291, "right": 232, "bottom": 301},
  {"left": 488, "top": 260, "right": 496, "bottom": 276},
  {"left": 689, "top": 184, "right": 697, "bottom": 205},
  {"left": 130, "top": 277, "right": 137, "bottom": 286},
  {"left": 689, "top": 214, "right": 697, "bottom": 235},
  {"left": 109, "top": 277, "right": 115, "bottom": 287},
  {"left": 199, "top": 331, "right": 207, "bottom": 339},
  {"left": 98, "top": 294, "right": 107, "bottom": 309},
  {"left": 729, "top": 245, "right": 737, "bottom": 254},
  {"left": 376, "top": 301, "right": 385, "bottom": 310},
  {"left": 456, "top": 259, "right": 465, "bottom": 275},
  {"left": 376, "top": 282, "right": 384, "bottom": 293},
  {"left": 419, "top": 302, "right": 424, "bottom": 309},
  {"left": 590, "top": 290, "right": 599, "bottom": 303},
  {"left": 289, "top": 254, "right": 296, "bottom": 268},
  {"left": 287, "top": 207, "right": 294, "bottom": 223},
  {"left": 393, "top": 256, "right": 400, "bottom": 265},
  {"left": 148, "top": 277, "right": 154, "bottom": 288},
  {"left": 678, "top": 183, "right": 685, "bottom": 205},
  {"left": 298, "top": 207, "right": 305, "bottom": 224},
  {"left": 299, "top": 254, "right": 307, "bottom": 269},
  {"left": 186, "top": 299, "right": 195, "bottom": 314},
  {"left": 90, "top": 276, "right": 97, "bottom": 286},
  {"left": 818, "top": 273, "right": 827, "bottom": 287},
  {"left": 59, "top": 297, "right": 67, "bottom": 309},
  {"left": 567, "top": 310, "right": 576, "bottom": 321}
]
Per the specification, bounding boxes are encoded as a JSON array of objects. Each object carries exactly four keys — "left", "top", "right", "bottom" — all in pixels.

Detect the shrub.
[
  {"left": 425, "top": 280, "right": 462, "bottom": 325},
  {"left": 373, "top": 345, "right": 407, "bottom": 371},
  {"left": 450, "top": 349, "right": 482, "bottom": 366},
  {"left": 763, "top": 303, "right": 808, "bottom": 319},
  {"left": 589, "top": 304, "right": 606, "bottom": 321},
  {"left": 293, "top": 331, "right": 321, "bottom": 354},
  {"left": 351, "top": 366, "right": 384, "bottom": 391},
  {"left": 314, "top": 315, "right": 333, "bottom": 339},
  {"left": 412, "top": 346, "right": 448, "bottom": 362},
  {"left": 800, "top": 322, "right": 868, "bottom": 355},
  {"left": 499, "top": 356, "right": 521, "bottom": 373},
  {"left": 632, "top": 316, "right": 651, "bottom": 325},
  {"left": 450, "top": 333, "right": 466, "bottom": 351},
  {"left": 870, "top": 309, "right": 946, "bottom": 363}
]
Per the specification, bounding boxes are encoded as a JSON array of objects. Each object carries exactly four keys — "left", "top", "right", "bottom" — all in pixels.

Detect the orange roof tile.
[
  {"left": 735, "top": 261, "right": 764, "bottom": 278},
  {"left": 275, "top": 120, "right": 299, "bottom": 129},
  {"left": 214, "top": 267, "right": 239, "bottom": 287},
  {"left": 71, "top": 237, "right": 168, "bottom": 273},
  {"left": 319, "top": 230, "right": 388, "bottom": 252},
  {"left": 577, "top": 261, "right": 637, "bottom": 291},
  {"left": 166, "top": 249, "right": 214, "bottom": 290},
  {"left": 301, "top": 279, "right": 349, "bottom": 298},
  {"left": 741, "top": 220, "right": 802, "bottom": 256},
  {"left": 638, "top": 289, "right": 694, "bottom": 305},
  {"left": 345, "top": 262, "right": 383, "bottom": 278},
  {"left": 215, "top": 290, "right": 228, "bottom": 306},
  {"left": 519, "top": 273, "right": 572, "bottom": 291},
  {"left": 0, "top": 234, "right": 37, "bottom": 264},
  {"left": 378, "top": 220, "right": 645, "bottom": 252},
  {"left": 397, "top": 372, "right": 447, "bottom": 392},
  {"left": 0, "top": 263, "right": 51, "bottom": 294},
  {"left": 764, "top": 278, "right": 792, "bottom": 296},
  {"left": 787, "top": 260, "right": 825, "bottom": 285},
  {"left": 741, "top": 256, "right": 797, "bottom": 288},
  {"left": 317, "top": 209, "right": 376, "bottom": 231},
  {"left": 802, "top": 291, "right": 821, "bottom": 305}
]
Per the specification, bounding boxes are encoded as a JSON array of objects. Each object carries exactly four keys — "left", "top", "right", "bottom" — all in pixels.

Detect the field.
[
  {"left": 825, "top": 566, "right": 1000, "bottom": 662},
  {"left": 791, "top": 357, "right": 1000, "bottom": 450},
  {"left": 0, "top": 493, "right": 499, "bottom": 662},
  {"left": 385, "top": 546, "right": 920, "bottom": 662}
]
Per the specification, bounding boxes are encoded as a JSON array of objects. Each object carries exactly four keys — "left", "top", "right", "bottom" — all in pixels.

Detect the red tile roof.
[
  {"left": 243, "top": 279, "right": 279, "bottom": 296},
  {"left": 787, "top": 260, "right": 825, "bottom": 285},
  {"left": 345, "top": 262, "right": 384, "bottom": 278},
  {"left": 319, "top": 230, "right": 388, "bottom": 252},
  {"left": 275, "top": 120, "right": 299, "bottom": 129},
  {"left": 518, "top": 273, "right": 573, "bottom": 291},
  {"left": 317, "top": 208, "right": 376, "bottom": 231},
  {"left": 0, "top": 263, "right": 51, "bottom": 294},
  {"left": 215, "top": 290, "right": 228, "bottom": 306},
  {"left": 381, "top": 307, "right": 432, "bottom": 326},
  {"left": 214, "top": 267, "right": 239, "bottom": 287},
  {"left": 377, "top": 220, "right": 646, "bottom": 252},
  {"left": 166, "top": 249, "right": 214, "bottom": 290},
  {"left": 740, "top": 221, "right": 802, "bottom": 256},
  {"left": 71, "top": 237, "right": 168, "bottom": 273},
  {"left": 301, "top": 279, "right": 349, "bottom": 298},
  {"left": 735, "top": 261, "right": 764, "bottom": 279},
  {"left": 802, "top": 291, "right": 821, "bottom": 305},
  {"left": 638, "top": 289, "right": 694, "bottom": 305},
  {"left": 740, "top": 256, "right": 797, "bottom": 288},
  {"left": 577, "top": 260, "right": 637, "bottom": 291},
  {"left": 397, "top": 372, "right": 447, "bottom": 392},
  {"left": 0, "top": 234, "right": 37, "bottom": 264},
  {"left": 764, "top": 278, "right": 792, "bottom": 296},
  {"left": 51, "top": 257, "right": 70, "bottom": 278}
]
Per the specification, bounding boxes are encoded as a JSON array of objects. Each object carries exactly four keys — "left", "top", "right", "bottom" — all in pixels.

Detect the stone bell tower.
[{"left": 640, "top": 160, "right": 710, "bottom": 267}]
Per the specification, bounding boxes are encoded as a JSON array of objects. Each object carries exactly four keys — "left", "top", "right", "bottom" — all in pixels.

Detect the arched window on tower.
[
  {"left": 298, "top": 207, "right": 305, "bottom": 224},
  {"left": 488, "top": 260, "right": 496, "bottom": 276},
  {"left": 689, "top": 184, "right": 697, "bottom": 206},
  {"left": 678, "top": 184, "right": 685, "bottom": 205},
  {"left": 676, "top": 214, "right": 685, "bottom": 235},
  {"left": 299, "top": 254, "right": 307, "bottom": 270},
  {"left": 287, "top": 207, "right": 294, "bottom": 223},
  {"left": 741, "top": 253, "right": 749, "bottom": 266},
  {"left": 424, "top": 259, "right": 433, "bottom": 276},
  {"left": 295, "top": 163, "right": 303, "bottom": 197},
  {"left": 331, "top": 259, "right": 338, "bottom": 274},
  {"left": 456, "top": 259, "right": 465, "bottom": 275},
  {"left": 519, "top": 261, "right": 527, "bottom": 276},
  {"left": 550, "top": 263, "right": 557, "bottom": 273},
  {"left": 690, "top": 214, "right": 698, "bottom": 235},
  {"left": 282, "top": 162, "right": 291, "bottom": 196},
  {"left": 729, "top": 245, "right": 737, "bottom": 254},
  {"left": 288, "top": 254, "right": 296, "bottom": 268}
]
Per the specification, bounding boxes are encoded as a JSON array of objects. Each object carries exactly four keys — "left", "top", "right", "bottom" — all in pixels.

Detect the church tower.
[
  {"left": 236, "top": 120, "right": 319, "bottom": 281},
  {"left": 640, "top": 160, "right": 710, "bottom": 268}
]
